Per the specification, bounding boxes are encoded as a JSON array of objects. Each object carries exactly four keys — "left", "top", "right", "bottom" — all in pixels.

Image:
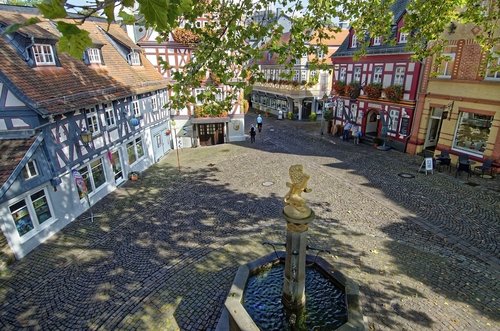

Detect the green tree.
[{"left": 3, "top": 0, "right": 499, "bottom": 114}]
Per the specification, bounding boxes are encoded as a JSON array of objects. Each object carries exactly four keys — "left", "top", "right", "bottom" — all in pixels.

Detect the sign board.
[
  {"left": 425, "top": 157, "right": 433, "bottom": 171},
  {"left": 400, "top": 117, "right": 410, "bottom": 136}
]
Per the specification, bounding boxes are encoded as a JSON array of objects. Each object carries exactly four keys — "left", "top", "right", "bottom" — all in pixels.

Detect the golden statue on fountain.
[{"left": 284, "top": 164, "right": 312, "bottom": 219}]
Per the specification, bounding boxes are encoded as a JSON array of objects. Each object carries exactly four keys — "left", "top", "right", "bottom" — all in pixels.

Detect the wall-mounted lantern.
[{"left": 80, "top": 129, "right": 93, "bottom": 145}]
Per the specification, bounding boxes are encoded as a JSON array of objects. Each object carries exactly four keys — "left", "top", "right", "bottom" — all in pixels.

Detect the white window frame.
[
  {"left": 86, "top": 107, "right": 100, "bottom": 135},
  {"left": 215, "top": 88, "right": 224, "bottom": 102},
  {"left": 394, "top": 66, "right": 406, "bottom": 85},
  {"left": 485, "top": 55, "right": 500, "bottom": 80},
  {"left": 293, "top": 70, "right": 300, "bottom": 81},
  {"left": 32, "top": 44, "right": 55, "bottom": 65},
  {"left": 104, "top": 104, "right": 116, "bottom": 127},
  {"left": 128, "top": 51, "right": 141, "bottom": 65},
  {"left": 353, "top": 67, "right": 361, "bottom": 83},
  {"left": 399, "top": 32, "right": 408, "bottom": 43},
  {"left": 339, "top": 67, "right": 347, "bottom": 82},
  {"left": 389, "top": 109, "right": 400, "bottom": 132},
  {"left": 8, "top": 187, "right": 55, "bottom": 239},
  {"left": 76, "top": 158, "right": 107, "bottom": 200},
  {"left": 132, "top": 99, "right": 140, "bottom": 117},
  {"left": 194, "top": 88, "right": 204, "bottom": 105},
  {"left": 23, "top": 160, "right": 39, "bottom": 179},
  {"left": 301, "top": 70, "right": 307, "bottom": 82},
  {"left": 351, "top": 34, "right": 358, "bottom": 48},
  {"left": 437, "top": 53, "right": 456, "bottom": 78},
  {"left": 373, "top": 66, "right": 383, "bottom": 83},
  {"left": 87, "top": 48, "right": 101, "bottom": 64},
  {"left": 151, "top": 95, "right": 158, "bottom": 111},
  {"left": 452, "top": 111, "right": 493, "bottom": 156},
  {"left": 373, "top": 36, "right": 381, "bottom": 46},
  {"left": 127, "top": 136, "right": 145, "bottom": 165}
]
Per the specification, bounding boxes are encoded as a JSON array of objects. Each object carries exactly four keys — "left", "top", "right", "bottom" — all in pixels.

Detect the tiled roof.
[
  {"left": 0, "top": 11, "right": 58, "bottom": 40},
  {"left": 0, "top": 9, "right": 167, "bottom": 116},
  {"left": 0, "top": 137, "right": 35, "bottom": 189},
  {"left": 332, "top": 0, "right": 411, "bottom": 58}
]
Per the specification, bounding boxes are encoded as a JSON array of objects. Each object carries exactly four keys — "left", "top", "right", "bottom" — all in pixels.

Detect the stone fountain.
[{"left": 218, "top": 165, "right": 365, "bottom": 330}]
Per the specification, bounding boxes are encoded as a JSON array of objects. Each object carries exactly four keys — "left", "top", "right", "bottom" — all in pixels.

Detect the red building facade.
[{"left": 330, "top": 0, "right": 423, "bottom": 152}]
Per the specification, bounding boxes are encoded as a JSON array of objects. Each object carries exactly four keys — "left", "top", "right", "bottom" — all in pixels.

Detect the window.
[
  {"left": 151, "top": 95, "right": 158, "bottom": 111},
  {"left": 335, "top": 101, "right": 344, "bottom": 119},
  {"left": 127, "top": 137, "right": 145, "bottom": 165},
  {"left": 104, "top": 104, "right": 116, "bottom": 127},
  {"left": 128, "top": 51, "right": 141, "bottom": 65},
  {"left": 485, "top": 55, "right": 499, "bottom": 80},
  {"left": 373, "top": 36, "right": 381, "bottom": 46},
  {"left": 215, "top": 88, "right": 224, "bottom": 101},
  {"left": 316, "top": 46, "right": 324, "bottom": 58},
  {"left": 436, "top": 53, "right": 456, "bottom": 78},
  {"left": 389, "top": 109, "right": 400, "bottom": 131},
  {"left": 351, "top": 34, "right": 358, "bottom": 48},
  {"left": 399, "top": 32, "right": 408, "bottom": 43},
  {"left": 132, "top": 99, "right": 140, "bottom": 117},
  {"left": 22, "top": 160, "right": 38, "bottom": 179},
  {"left": 394, "top": 66, "right": 405, "bottom": 85},
  {"left": 86, "top": 107, "right": 100, "bottom": 135},
  {"left": 301, "top": 70, "right": 307, "bottom": 82},
  {"left": 32, "top": 44, "right": 55, "bottom": 65},
  {"left": 155, "top": 134, "right": 162, "bottom": 148},
  {"left": 87, "top": 48, "right": 101, "bottom": 64},
  {"left": 339, "top": 67, "right": 347, "bottom": 82},
  {"left": 353, "top": 67, "right": 361, "bottom": 83},
  {"left": 293, "top": 70, "right": 299, "bottom": 81},
  {"left": 453, "top": 112, "right": 493, "bottom": 155},
  {"left": 9, "top": 188, "right": 53, "bottom": 237},
  {"left": 373, "top": 66, "right": 383, "bottom": 83},
  {"left": 194, "top": 88, "right": 204, "bottom": 104},
  {"left": 77, "top": 158, "right": 106, "bottom": 199}
]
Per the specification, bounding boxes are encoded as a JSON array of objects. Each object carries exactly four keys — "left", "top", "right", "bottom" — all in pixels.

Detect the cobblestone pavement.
[{"left": 0, "top": 112, "right": 499, "bottom": 330}]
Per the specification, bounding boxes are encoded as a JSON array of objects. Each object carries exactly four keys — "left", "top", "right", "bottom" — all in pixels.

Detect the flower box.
[
  {"left": 384, "top": 85, "right": 403, "bottom": 101},
  {"left": 363, "top": 83, "right": 383, "bottom": 99}
]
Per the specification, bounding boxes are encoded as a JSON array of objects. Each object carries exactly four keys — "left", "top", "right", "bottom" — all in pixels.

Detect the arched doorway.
[{"left": 365, "top": 109, "right": 379, "bottom": 138}]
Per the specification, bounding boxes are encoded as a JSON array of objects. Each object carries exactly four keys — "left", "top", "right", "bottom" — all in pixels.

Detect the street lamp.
[{"left": 320, "top": 94, "right": 328, "bottom": 135}]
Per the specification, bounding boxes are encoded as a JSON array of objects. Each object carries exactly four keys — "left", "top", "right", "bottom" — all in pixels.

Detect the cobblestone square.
[{"left": 0, "top": 113, "right": 498, "bottom": 330}]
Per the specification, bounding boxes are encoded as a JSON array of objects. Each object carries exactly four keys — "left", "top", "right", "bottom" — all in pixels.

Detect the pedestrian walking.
[
  {"left": 351, "top": 123, "right": 361, "bottom": 145},
  {"left": 256, "top": 114, "right": 263, "bottom": 132},
  {"left": 250, "top": 125, "right": 256, "bottom": 143},
  {"left": 343, "top": 121, "right": 352, "bottom": 141}
]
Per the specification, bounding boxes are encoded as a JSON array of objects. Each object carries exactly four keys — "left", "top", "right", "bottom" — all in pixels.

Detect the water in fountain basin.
[{"left": 243, "top": 263, "right": 348, "bottom": 330}]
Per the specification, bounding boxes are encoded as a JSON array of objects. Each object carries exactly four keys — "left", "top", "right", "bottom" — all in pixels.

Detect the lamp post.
[
  {"left": 171, "top": 120, "right": 181, "bottom": 171},
  {"left": 320, "top": 94, "right": 328, "bottom": 135}
]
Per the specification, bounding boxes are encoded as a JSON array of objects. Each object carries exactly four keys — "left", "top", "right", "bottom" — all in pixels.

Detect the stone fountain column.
[{"left": 281, "top": 165, "right": 314, "bottom": 311}]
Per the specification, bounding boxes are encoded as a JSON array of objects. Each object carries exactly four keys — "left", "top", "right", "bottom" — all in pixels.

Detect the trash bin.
[{"left": 278, "top": 110, "right": 283, "bottom": 120}]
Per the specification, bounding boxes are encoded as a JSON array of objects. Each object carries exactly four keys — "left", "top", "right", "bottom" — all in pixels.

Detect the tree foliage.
[{"left": 3, "top": 0, "right": 499, "bottom": 113}]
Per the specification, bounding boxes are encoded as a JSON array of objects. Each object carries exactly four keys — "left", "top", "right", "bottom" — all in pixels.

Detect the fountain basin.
[{"left": 218, "top": 251, "right": 366, "bottom": 330}]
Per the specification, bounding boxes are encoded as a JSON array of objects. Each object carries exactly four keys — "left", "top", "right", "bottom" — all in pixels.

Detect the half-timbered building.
[
  {"left": 132, "top": 19, "right": 246, "bottom": 148},
  {"left": 331, "top": 0, "right": 422, "bottom": 151},
  {"left": 0, "top": 5, "right": 169, "bottom": 259}
]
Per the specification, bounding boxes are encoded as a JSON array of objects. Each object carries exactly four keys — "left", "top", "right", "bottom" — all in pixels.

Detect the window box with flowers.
[
  {"left": 333, "top": 81, "right": 346, "bottom": 95},
  {"left": 363, "top": 83, "right": 383, "bottom": 99},
  {"left": 172, "top": 28, "right": 200, "bottom": 44},
  {"left": 345, "top": 82, "right": 361, "bottom": 99},
  {"left": 384, "top": 85, "right": 403, "bottom": 101}
]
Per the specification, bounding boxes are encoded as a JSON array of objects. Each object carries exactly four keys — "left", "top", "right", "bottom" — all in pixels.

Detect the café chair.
[
  {"left": 456, "top": 154, "right": 471, "bottom": 178},
  {"left": 473, "top": 159, "right": 494, "bottom": 177},
  {"left": 436, "top": 150, "right": 451, "bottom": 172}
]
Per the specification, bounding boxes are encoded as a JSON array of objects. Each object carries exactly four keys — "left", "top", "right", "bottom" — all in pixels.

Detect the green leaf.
[
  {"left": 122, "top": 0, "right": 135, "bottom": 7},
  {"left": 37, "top": 0, "right": 67, "bottom": 19},
  {"left": 103, "top": 0, "right": 115, "bottom": 24},
  {"left": 56, "top": 21, "right": 92, "bottom": 58},
  {"left": 2, "top": 23, "right": 22, "bottom": 35},
  {"left": 118, "top": 10, "right": 136, "bottom": 25}
]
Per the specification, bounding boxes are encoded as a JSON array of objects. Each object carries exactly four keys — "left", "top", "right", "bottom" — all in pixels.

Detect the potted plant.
[
  {"left": 309, "top": 112, "right": 317, "bottom": 121},
  {"left": 324, "top": 110, "right": 333, "bottom": 134},
  {"left": 345, "top": 82, "right": 361, "bottom": 99},
  {"left": 384, "top": 85, "right": 404, "bottom": 101},
  {"left": 363, "top": 83, "right": 383, "bottom": 99},
  {"left": 165, "top": 129, "right": 171, "bottom": 135},
  {"left": 129, "top": 171, "right": 139, "bottom": 181},
  {"left": 333, "top": 81, "right": 346, "bottom": 95},
  {"left": 287, "top": 111, "right": 294, "bottom": 120}
]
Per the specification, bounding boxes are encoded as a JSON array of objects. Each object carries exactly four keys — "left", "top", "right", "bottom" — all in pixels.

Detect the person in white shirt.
[
  {"left": 343, "top": 122, "right": 352, "bottom": 141},
  {"left": 256, "top": 114, "right": 263, "bottom": 132}
]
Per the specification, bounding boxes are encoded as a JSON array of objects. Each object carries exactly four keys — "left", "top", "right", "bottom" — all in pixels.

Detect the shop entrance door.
[{"left": 198, "top": 123, "right": 225, "bottom": 146}]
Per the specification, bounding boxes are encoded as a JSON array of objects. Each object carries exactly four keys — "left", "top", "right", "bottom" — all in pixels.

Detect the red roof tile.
[{"left": 0, "top": 11, "right": 167, "bottom": 116}]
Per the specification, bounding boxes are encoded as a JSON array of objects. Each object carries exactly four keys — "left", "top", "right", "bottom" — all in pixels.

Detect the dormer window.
[
  {"left": 33, "top": 44, "right": 55, "bottom": 65},
  {"left": 351, "top": 34, "right": 358, "bottom": 48},
  {"left": 399, "top": 32, "right": 408, "bottom": 43},
  {"left": 87, "top": 48, "right": 101, "bottom": 64},
  {"left": 128, "top": 51, "right": 141, "bottom": 65},
  {"left": 373, "top": 36, "right": 381, "bottom": 46}
]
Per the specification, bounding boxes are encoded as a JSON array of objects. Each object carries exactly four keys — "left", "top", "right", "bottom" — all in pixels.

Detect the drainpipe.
[
  {"left": 405, "top": 59, "right": 427, "bottom": 154},
  {"left": 23, "top": 36, "right": 35, "bottom": 62}
]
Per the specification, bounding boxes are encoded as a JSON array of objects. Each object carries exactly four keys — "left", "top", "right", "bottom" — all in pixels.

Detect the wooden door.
[{"left": 199, "top": 123, "right": 225, "bottom": 146}]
